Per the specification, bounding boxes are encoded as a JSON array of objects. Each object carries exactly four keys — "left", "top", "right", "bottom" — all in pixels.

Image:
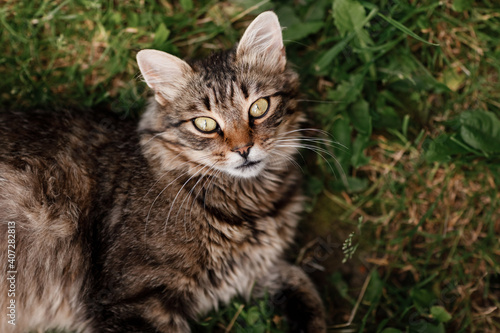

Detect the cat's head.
[{"left": 137, "top": 12, "right": 302, "bottom": 179}]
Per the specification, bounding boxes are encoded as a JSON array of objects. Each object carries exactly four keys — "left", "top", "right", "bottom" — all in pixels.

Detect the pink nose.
[{"left": 232, "top": 144, "right": 252, "bottom": 159}]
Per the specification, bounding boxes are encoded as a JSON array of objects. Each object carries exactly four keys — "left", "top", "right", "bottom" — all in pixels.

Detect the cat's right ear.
[
  {"left": 236, "top": 11, "right": 286, "bottom": 73},
  {"left": 137, "top": 50, "right": 193, "bottom": 106}
]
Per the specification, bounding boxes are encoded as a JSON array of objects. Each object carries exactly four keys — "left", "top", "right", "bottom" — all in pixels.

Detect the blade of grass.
[{"left": 377, "top": 12, "right": 440, "bottom": 46}]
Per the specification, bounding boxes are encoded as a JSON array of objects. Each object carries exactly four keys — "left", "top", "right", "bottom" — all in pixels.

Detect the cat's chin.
[{"left": 222, "top": 160, "right": 267, "bottom": 179}]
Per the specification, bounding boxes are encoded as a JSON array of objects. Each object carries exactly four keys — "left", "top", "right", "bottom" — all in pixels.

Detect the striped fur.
[{"left": 0, "top": 12, "right": 326, "bottom": 332}]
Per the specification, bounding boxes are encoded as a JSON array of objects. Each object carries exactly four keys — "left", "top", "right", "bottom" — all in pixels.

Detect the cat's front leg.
[{"left": 255, "top": 260, "right": 327, "bottom": 333}]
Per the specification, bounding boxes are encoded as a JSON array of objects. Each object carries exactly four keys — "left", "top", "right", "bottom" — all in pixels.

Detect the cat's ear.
[
  {"left": 236, "top": 11, "right": 286, "bottom": 72},
  {"left": 137, "top": 50, "right": 193, "bottom": 106}
]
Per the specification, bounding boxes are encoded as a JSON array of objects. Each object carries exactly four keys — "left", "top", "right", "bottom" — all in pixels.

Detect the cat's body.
[{"left": 0, "top": 12, "right": 326, "bottom": 332}]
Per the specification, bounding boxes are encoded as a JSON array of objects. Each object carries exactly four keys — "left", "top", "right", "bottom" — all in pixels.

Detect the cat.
[{"left": 0, "top": 11, "right": 326, "bottom": 333}]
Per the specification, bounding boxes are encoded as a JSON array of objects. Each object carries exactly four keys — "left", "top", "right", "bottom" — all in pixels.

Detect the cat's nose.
[{"left": 232, "top": 144, "right": 252, "bottom": 159}]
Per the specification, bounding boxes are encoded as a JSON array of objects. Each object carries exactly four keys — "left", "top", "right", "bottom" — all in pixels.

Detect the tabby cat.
[{"left": 0, "top": 11, "right": 326, "bottom": 332}]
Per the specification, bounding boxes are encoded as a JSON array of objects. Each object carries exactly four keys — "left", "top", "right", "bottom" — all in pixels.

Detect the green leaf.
[
  {"left": 341, "top": 176, "right": 369, "bottom": 193},
  {"left": 127, "top": 12, "right": 139, "bottom": 27},
  {"left": 246, "top": 306, "right": 261, "bottom": 325},
  {"left": 314, "top": 32, "right": 356, "bottom": 74},
  {"left": 377, "top": 13, "right": 440, "bottom": 46},
  {"left": 411, "top": 287, "right": 434, "bottom": 310},
  {"left": 452, "top": 0, "right": 473, "bottom": 11},
  {"left": 330, "top": 272, "right": 356, "bottom": 303},
  {"left": 351, "top": 134, "right": 370, "bottom": 168},
  {"left": 430, "top": 306, "right": 452, "bottom": 323},
  {"left": 327, "top": 73, "right": 365, "bottom": 107},
  {"left": 283, "top": 21, "right": 324, "bottom": 42},
  {"left": 179, "top": 0, "right": 193, "bottom": 11},
  {"left": 381, "top": 329, "right": 403, "bottom": 333},
  {"left": 459, "top": 110, "right": 500, "bottom": 153},
  {"left": 316, "top": 0, "right": 378, "bottom": 73},
  {"left": 365, "top": 270, "right": 383, "bottom": 304},
  {"left": 372, "top": 105, "right": 400, "bottom": 130},
  {"left": 333, "top": 0, "right": 373, "bottom": 49},
  {"left": 350, "top": 99, "right": 371, "bottom": 135},
  {"left": 275, "top": 6, "right": 301, "bottom": 27},
  {"left": 441, "top": 68, "right": 466, "bottom": 91},
  {"left": 306, "top": 176, "right": 324, "bottom": 196},
  {"left": 153, "top": 23, "right": 170, "bottom": 47},
  {"left": 410, "top": 322, "right": 445, "bottom": 333},
  {"left": 424, "top": 134, "right": 472, "bottom": 162},
  {"left": 331, "top": 114, "right": 352, "bottom": 173},
  {"left": 332, "top": 0, "right": 367, "bottom": 36},
  {"left": 304, "top": 0, "right": 331, "bottom": 21}
]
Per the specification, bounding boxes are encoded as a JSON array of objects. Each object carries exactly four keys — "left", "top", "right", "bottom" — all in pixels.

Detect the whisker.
[
  {"left": 179, "top": 173, "right": 208, "bottom": 239},
  {"left": 177, "top": 161, "right": 217, "bottom": 228},
  {"left": 275, "top": 138, "right": 349, "bottom": 152},
  {"left": 279, "top": 136, "right": 334, "bottom": 143},
  {"left": 274, "top": 144, "right": 306, "bottom": 164},
  {"left": 269, "top": 151, "right": 303, "bottom": 173},
  {"left": 141, "top": 131, "right": 168, "bottom": 147},
  {"left": 145, "top": 169, "right": 190, "bottom": 225},
  {"left": 186, "top": 163, "right": 220, "bottom": 231},
  {"left": 278, "top": 128, "right": 333, "bottom": 137},
  {"left": 163, "top": 164, "right": 210, "bottom": 233},
  {"left": 278, "top": 128, "right": 343, "bottom": 146},
  {"left": 189, "top": 163, "right": 219, "bottom": 215},
  {"left": 204, "top": 169, "right": 223, "bottom": 211},
  {"left": 273, "top": 126, "right": 350, "bottom": 179},
  {"left": 143, "top": 152, "right": 185, "bottom": 198},
  {"left": 275, "top": 144, "right": 347, "bottom": 185},
  {"left": 296, "top": 99, "right": 343, "bottom": 104},
  {"left": 144, "top": 156, "right": 212, "bottom": 235}
]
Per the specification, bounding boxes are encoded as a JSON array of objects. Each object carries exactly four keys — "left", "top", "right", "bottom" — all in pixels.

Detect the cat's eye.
[
  {"left": 193, "top": 117, "right": 218, "bottom": 133},
  {"left": 249, "top": 98, "right": 269, "bottom": 118}
]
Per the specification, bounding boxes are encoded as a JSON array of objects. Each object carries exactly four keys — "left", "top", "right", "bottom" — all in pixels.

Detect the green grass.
[{"left": 2, "top": 0, "right": 499, "bottom": 332}]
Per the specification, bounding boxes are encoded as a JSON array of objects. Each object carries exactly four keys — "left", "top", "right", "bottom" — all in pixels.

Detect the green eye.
[
  {"left": 193, "top": 117, "right": 218, "bottom": 133},
  {"left": 249, "top": 98, "right": 269, "bottom": 118}
]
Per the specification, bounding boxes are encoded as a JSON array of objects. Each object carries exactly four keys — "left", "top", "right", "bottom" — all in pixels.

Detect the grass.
[{"left": 2, "top": 0, "right": 499, "bottom": 332}]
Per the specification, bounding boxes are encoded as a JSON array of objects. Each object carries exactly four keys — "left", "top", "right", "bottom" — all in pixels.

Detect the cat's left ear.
[
  {"left": 236, "top": 11, "right": 286, "bottom": 72},
  {"left": 137, "top": 49, "right": 193, "bottom": 106}
]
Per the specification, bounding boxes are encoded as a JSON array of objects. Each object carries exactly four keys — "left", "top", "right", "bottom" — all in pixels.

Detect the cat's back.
[
  {"left": 1, "top": 109, "right": 93, "bottom": 223},
  {"left": 0, "top": 109, "right": 128, "bottom": 160},
  {"left": 0, "top": 108, "right": 139, "bottom": 233},
  {"left": 0, "top": 109, "right": 135, "bottom": 332}
]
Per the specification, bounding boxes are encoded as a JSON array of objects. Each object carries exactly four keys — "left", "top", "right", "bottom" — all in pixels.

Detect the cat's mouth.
[{"left": 236, "top": 159, "right": 262, "bottom": 170}]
